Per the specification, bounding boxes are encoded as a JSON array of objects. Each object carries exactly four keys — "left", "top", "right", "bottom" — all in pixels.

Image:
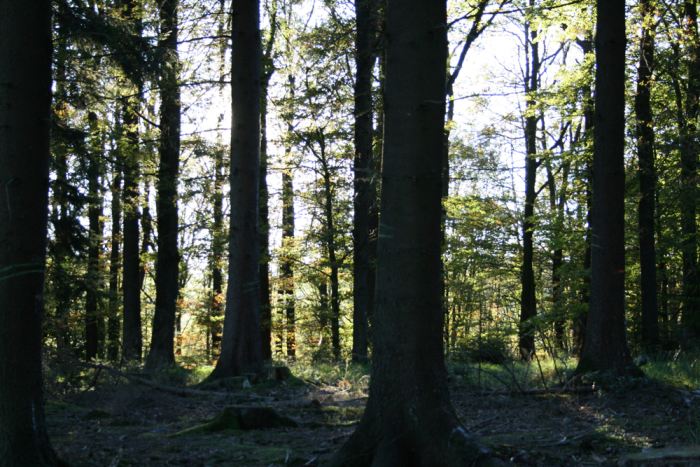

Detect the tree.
[
  {"left": 330, "top": 0, "right": 492, "bottom": 464},
  {"left": 208, "top": 0, "right": 264, "bottom": 378},
  {"left": 351, "top": 0, "right": 378, "bottom": 363},
  {"left": 85, "top": 111, "right": 105, "bottom": 360},
  {"left": 679, "top": 0, "right": 700, "bottom": 343},
  {"left": 518, "top": 0, "right": 540, "bottom": 360},
  {"left": 120, "top": 0, "right": 144, "bottom": 362},
  {"left": 577, "top": 0, "right": 637, "bottom": 374},
  {"left": 0, "top": 0, "right": 60, "bottom": 463},
  {"left": 635, "top": 0, "right": 659, "bottom": 351},
  {"left": 146, "top": 0, "right": 182, "bottom": 370}
]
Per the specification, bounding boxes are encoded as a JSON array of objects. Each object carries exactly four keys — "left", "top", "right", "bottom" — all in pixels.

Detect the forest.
[{"left": 2, "top": 0, "right": 700, "bottom": 465}]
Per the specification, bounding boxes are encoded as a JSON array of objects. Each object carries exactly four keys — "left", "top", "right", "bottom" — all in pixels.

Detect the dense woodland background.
[
  {"left": 34, "top": 0, "right": 700, "bottom": 369},
  {"left": 4, "top": 0, "right": 700, "bottom": 465}
]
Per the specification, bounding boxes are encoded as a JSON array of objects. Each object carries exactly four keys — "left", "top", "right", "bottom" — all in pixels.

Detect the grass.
[
  {"left": 448, "top": 355, "right": 578, "bottom": 391},
  {"left": 643, "top": 352, "right": 700, "bottom": 389},
  {"left": 286, "top": 359, "right": 370, "bottom": 392}
]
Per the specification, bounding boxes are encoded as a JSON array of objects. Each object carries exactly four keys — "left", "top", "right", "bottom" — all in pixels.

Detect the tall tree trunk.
[
  {"left": 319, "top": 137, "right": 342, "bottom": 361},
  {"left": 258, "top": 1, "right": 277, "bottom": 362},
  {"left": 147, "top": 0, "right": 181, "bottom": 370},
  {"left": 211, "top": 145, "right": 225, "bottom": 360},
  {"left": 519, "top": 9, "right": 539, "bottom": 361},
  {"left": 577, "top": 0, "right": 638, "bottom": 375},
  {"left": 635, "top": 0, "right": 659, "bottom": 351},
  {"left": 680, "top": 0, "right": 700, "bottom": 342},
  {"left": 108, "top": 155, "right": 122, "bottom": 361},
  {"left": 259, "top": 83, "right": 272, "bottom": 362},
  {"left": 281, "top": 132, "right": 296, "bottom": 359},
  {"left": 352, "top": 0, "right": 377, "bottom": 364},
  {"left": 0, "top": 1, "right": 59, "bottom": 462},
  {"left": 121, "top": 91, "right": 142, "bottom": 362},
  {"left": 120, "top": 0, "right": 143, "bottom": 362},
  {"left": 208, "top": 0, "right": 263, "bottom": 378},
  {"left": 85, "top": 112, "right": 105, "bottom": 361},
  {"left": 330, "top": 1, "right": 491, "bottom": 464},
  {"left": 546, "top": 156, "right": 568, "bottom": 351}
]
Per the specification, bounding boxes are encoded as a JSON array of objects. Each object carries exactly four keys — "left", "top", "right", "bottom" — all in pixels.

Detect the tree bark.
[
  {"left": 108, "top": 155, "right": 122, "bottom": 362},
  {"left": 85, "top": 112, "right": 105, "bottom": 361},
  {"left": 259, "top": 82, "right": 272, "bottom": 362},
  {"left": 208, "top": 0, "right": 263, "bottom": 378},
  {"left": 0, "top": 0, "right": 59, "bottom": 463},
  {"left": 330, "top": 1, "right": 493, "bottom": 464},
  {"left": 121, "top": 91, "right": 142, "bottom": 362},
  {"left": 147, "top": 0, "right": 181, "bottom": 370},
  {"left": 120, "top": 0, "right": 143, "bottom": 362},
  {"left": 352, "top": 0, "right": 378, "bottom": 364},
  {"left": 635, "top": 0, "right": 659, "bottom": 351},
  {"left": 680, "top": 0, "right": 700, "bottom": 342},
  {"left": 519, "top": 8, "right": 539, "bottom": 361},
  {"left": 577, "top": 0, "right": 638, "bottom": 375},
  {"left": 281, "top": 133, "right": 296, "bottom": 359}
]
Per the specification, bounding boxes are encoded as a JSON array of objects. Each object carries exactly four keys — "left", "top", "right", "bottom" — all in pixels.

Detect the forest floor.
[{"left": 46, "top": 360, "right": 700, "bottom": 466}]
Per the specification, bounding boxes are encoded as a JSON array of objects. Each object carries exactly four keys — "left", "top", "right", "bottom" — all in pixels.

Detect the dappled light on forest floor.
[{"left": 46, "top": 362, "right": 700, "bottom": 466}]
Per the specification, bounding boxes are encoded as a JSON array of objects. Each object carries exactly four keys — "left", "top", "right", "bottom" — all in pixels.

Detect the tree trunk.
[
  {"left": 208, "top": 0, "right": 263, "bottom": 378},
  {"left": 0, "top": 1, "right": 59, "bottom": 463},
  {"left": 680, "top": 0, "right": 700, "bottom": 343},
  {"left": 319, "top": 138, "right": 342, "bottom": 361},
  {"left": 121, "top": 91, "right": 142, "bottom": 362},
  {"left": 519, "top": 10, "right": 539, "bottom": 361},
  {"left": 281, "top": 136, "right": 296, "bottom": 359},
  {"left": 330, "top": 1, "right": 492, "bottom": 464},
  {"left": 120, "top": 0, "right": 143, "bottom": 363},
  {"left": 146, "top": 0, "right": 181, "bottom": 370},
  {"left": 259, "top": 83, "right": 272, "bottom": 362},
  {"left": 108, "top": 156, "right": 122, "bottom": 361},
  {"left": 352, "top": 0, "right": 377, "bottom": 364},
  {"left": 85, "top": 113, "right": 105, "bottom": 361},
  {"left": 635, "top": 0, "right": 659, "bottom": 351},
  {"left": 577, "top": 0, "right": 638, "bottom": 375}
]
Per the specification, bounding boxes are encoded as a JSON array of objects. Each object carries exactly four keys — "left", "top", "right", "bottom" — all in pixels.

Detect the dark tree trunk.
[
  {"left": 85, "top": 113, "right": 105, "bottom": 361},
  {"left": 546, "top": 157, "right": 568, "bottom": 351},
  {"left": 208, "top": 0, "right": 263, "bottom": 378},
  {"left": 210, "top": 145, "right": 225, "bottom": 359},
  {"left": 121, "top": 91, "right": 142, "bottom": 362},
  {"left": 0, "top": 1, "right": 59, "bottom": 463},
  {"left": 319, "top": 138, "right": 342, "bottom": 361},
  {"left": 258, "top": 5, "right": 277, "bottom": 362},
  {"left": 146, "top": 0, "right": 181, "bottom": 370},
  {"left": 519, "top": 11, "right": 539, "bottom": 361},
  {"left": 680, "top": 0, "right": 700, "bottom": 342},
  {"left": 635, "top": 0, "right": 659, "bottom": 351},
  {"left": 259, "top": 84, "right": 272, "bottom": 362},
  {"left": 352, "top": 0, "right": 378, "bottom": 364},
  {"left": 330, "top": 1, "right": 491, "bottom": 464},
  {"left": 139, "top": 179, "right": 153, "bottom": 291},
  {"left": 120, "top": 0, "right": 143, "bottom": 362},
  {"left": 108, "top": 157, "right": 122, "bottom": 361},
  {"left": 281, "top": 140, "right": 296, "bottom": 359},
  {"left": 577, "top": 0, "right": 638, "bottom": 375}
]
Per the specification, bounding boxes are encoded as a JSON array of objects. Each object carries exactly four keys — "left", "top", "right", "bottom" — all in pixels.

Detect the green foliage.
[
  {"left": 455, "top": 332, "right": 513, "bottom": 364},
  {"left": 644, "top": 353, "right": 700, "bottom": 389}
]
